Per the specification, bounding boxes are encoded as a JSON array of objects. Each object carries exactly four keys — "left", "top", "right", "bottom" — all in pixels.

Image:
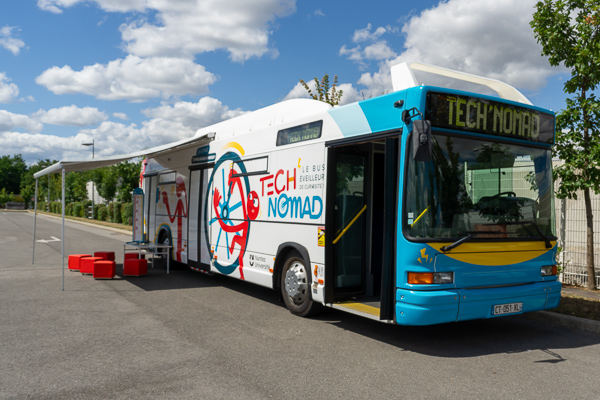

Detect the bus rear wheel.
[{"left": 281, "top": 251, "right": 322, "bottom": 317}]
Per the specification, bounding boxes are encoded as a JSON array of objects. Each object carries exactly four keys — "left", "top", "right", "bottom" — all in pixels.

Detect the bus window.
[{"left": 405, "top": 134, "right": 555, "bottom": 240}]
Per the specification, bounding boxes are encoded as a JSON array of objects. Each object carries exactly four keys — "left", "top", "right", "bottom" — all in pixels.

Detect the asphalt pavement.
[{"left": 2, "top": 211, "right": 600, "bottom": 400}]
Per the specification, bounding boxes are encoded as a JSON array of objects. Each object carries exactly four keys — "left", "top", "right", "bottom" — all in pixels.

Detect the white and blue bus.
[{"left": 142, "top": 62, "right": 560, "bottom": 325}]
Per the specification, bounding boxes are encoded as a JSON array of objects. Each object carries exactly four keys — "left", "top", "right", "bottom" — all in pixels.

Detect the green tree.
[
  {"left": 94, "top": 167, "right": 118, "bottom": 203},
  {"left": 531, "top": 0, "right": 600, "bottom": 289},
  {"left": 115, "top": 159, "right": 142, "bottom": 202},
  {"left": 300, "top": 74, "right": 343, "bottom": 106},
  {"left": 0, "top": 154, "right": 27, "bottom": 194},
  {"left": 20, "top": 159, "right": 57, "bottom": 208},
  {"left": 65, "top": 171, "right": 89, "bottom": 203}
]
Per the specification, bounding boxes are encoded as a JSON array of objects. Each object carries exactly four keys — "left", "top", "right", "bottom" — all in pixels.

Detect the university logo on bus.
[{"left": 204, "top": 151, "right": 259, "bottom": 278}]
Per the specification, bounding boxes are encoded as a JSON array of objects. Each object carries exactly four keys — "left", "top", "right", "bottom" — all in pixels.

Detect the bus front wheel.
[{"left": 280, "top": 251, "right": 322, "bottom": 317}]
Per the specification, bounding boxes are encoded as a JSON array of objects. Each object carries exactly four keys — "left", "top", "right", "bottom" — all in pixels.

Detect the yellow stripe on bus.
[
  {"left": 222, "top": 142, "right": 245, "bottom": 156},
  {"left": 428, "top": 241, "right": 556, "bottom": 266}
]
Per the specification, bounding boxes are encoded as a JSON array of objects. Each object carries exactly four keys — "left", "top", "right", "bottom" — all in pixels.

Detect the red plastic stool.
[
  {"left": 124, "top": 252, "right": 145, "bottom": 260},
  {"left": 80, "top": 256, "right": 104, "bottom": 275},
  {"left": 94, "top": 251, "right": 115, "bottom": 261},
  {"left": 93, "top": 260, "right": 116, "bottom": 279},
  {"left": 68, "top": 254, "right": 92, "bottom": 272},
  {"left": 123, "top": 258, "right": 147, "bottom": 276}
]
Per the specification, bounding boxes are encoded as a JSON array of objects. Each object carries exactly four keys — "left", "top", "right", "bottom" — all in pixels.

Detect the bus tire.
[{"left": 281, "top": 251, "right": 322, "bottom": 317}]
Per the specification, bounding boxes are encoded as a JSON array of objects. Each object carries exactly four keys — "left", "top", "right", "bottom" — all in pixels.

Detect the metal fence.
[{"left": 556, "top": 192, "right": 600, "bottom": 288}]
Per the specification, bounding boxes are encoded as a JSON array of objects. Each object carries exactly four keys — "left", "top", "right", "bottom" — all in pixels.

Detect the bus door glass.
[
  {"left": 188, "top": 167, "right": 212, "bottom": 271},
  {"left": 332, "top": 151, "right": 367, "bottom": 297}
]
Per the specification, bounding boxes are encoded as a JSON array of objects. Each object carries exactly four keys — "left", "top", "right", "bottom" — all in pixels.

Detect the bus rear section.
[{"left": 395, "top": 90, "right": 560, "bottom": 325}]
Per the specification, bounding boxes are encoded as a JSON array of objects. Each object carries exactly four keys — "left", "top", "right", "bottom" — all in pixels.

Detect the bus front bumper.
[{"left": 395, "top": 281, "right": 562, "bottom": 326}]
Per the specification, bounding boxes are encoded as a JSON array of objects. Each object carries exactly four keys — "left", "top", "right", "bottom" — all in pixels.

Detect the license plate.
[{"left": 493, "top": 302, "right": 523, "bottom": 315}]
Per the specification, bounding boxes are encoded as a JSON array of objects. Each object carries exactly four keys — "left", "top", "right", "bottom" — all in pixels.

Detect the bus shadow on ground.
[
  {"left": 116, "top": 260, "right": 283, "bottom": 305},
  {"left": 317, "top": 309, "right": 600, "bottom": 359},
  {"left": 116, "top": 262, "right": 600, "bottom": 359}
]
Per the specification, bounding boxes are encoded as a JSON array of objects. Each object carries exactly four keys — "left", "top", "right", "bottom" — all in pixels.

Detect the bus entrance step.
[{"left": 332, "top": 300, "right": 380, "bottom": 320}]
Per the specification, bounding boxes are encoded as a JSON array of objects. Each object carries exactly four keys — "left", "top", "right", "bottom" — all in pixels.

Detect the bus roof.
[
  {"left": 391, "top": 62, "right": 532, "bottom": 105},
  {"left": 195, "top": 98, "right": 332, "bottom": 141}
]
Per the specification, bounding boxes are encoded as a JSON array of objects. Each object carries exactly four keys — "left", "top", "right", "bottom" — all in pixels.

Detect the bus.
[{"left": 141, "top": 62, "right": 560, "bottom": 325}]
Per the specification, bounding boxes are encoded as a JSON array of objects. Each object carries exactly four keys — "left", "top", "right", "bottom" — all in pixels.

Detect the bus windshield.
[{"left": 405, "top": 133, "right": 555, "bottom": 240}]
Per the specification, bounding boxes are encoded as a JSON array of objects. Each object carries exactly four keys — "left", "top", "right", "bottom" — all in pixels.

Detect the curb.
[{"left": 519, "top": 310, "right": 600, "bottom": 335}]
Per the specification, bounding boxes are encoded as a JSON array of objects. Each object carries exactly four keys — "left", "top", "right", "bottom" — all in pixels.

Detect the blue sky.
[{"left": 0, "top": 0, "right": 568, "bottom": 164}]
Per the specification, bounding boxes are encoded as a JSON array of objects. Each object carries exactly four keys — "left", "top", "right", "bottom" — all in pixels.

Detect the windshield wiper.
[
  {"left": 440, "top": 230, "right": 505, "bottom": 252},
  {"left": 504, "top": 221, "right": 553, "bottom": 249},
  {"left": 441, "top": 222, "right": 553, "bottom": 253}
]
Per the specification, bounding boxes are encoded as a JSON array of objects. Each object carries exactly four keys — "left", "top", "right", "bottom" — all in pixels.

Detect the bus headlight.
[
  {"left": 541, "top": 265, "right": 558, "bottom": 276},
  {"left": 408, "top": 272, "right": 454, "bottom": 284},
  {"left": 433, "top": 272, "right": 454, "bottom": 284}
]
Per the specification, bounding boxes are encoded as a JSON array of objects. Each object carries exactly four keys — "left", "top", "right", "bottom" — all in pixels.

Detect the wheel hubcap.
[{"left": 284, "top": 262, "right": 308, "bottom": 304}]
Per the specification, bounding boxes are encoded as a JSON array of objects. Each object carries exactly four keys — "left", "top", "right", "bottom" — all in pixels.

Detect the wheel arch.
[
  {"left": 273, "top": 242, "right": 312, "bottom": 291},
  {"left": 156, "top": 224, "right": 173, "bottom": 246}
]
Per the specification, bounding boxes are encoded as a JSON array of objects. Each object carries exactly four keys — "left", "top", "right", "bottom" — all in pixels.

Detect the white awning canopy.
[
  {"left": 31, "top": 131, "right": 215, "bottom": 290},
  {"left": 33, "top": 131, "right": 215, "bottom": 178}
]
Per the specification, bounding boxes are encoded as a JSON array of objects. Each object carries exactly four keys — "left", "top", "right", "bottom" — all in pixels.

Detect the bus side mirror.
[{"left": 412, "top": 120, "right": 432, "bottom": 162}]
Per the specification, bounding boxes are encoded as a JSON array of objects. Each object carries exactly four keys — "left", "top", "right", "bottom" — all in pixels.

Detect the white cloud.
[
  {"left": 113, "top": 112, "right": 128, "bottom": 120},
  {"left": 119, "top": 0, "right": 296, "bottom": 62},
  {"left": 0, "top": 110, "right": 43, "bottom": 133},
  {"left": 37, "top": 0, "right": 78, "bottom": 14},
  {"left": 363, "top": 42, "right": 396, "bottom": 60},
  {"left": 358, "top": 0, "right": 560, "bottom": 97},
  {"left": 40, "top": 1, "right": 296, "bottom": 61},
  {"left": 314, "top": 9, "right": 325, "bottom": 17},
  {"left": 35, "top": 55, "right": 218, "bottom": 102},
  {"left": 142, "top": 97, "right": 245, "bottom": 131},
  {"left": 0, "top": 26, "right": 26, "bottom": 55},
  {"left": 282, "top": 81, "right": 310, "bottom": 101},
  {"left": 339, "top": 45, "right": 363, "bottom": 62},
  {"left": 341, "top": 24, "right": 398, "bottom": 69},
  {"left": 37, "top": 0, "right": 146, "bottom": 14},
  {"left": 0, "top": 130, "right": 105, "bottom": 161},
  {"left": 33, "top": 105, "right": 108, "bottom": 127},
  {"left": 1, "top": 96, "right": 247, "bottom": 163},
  {"left": 352, "top": 24, "right": 388, "bottom": 43},
  {"left": 0, "top": 72, "right": 19, "bottom": 103}
]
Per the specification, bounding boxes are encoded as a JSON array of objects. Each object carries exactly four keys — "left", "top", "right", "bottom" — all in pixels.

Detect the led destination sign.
[
  {"left": 276, "top": 121, "right": 322, "bottom": 146},
  {"left": 426, "top": 92, "right": 555, "bottom": 144}
]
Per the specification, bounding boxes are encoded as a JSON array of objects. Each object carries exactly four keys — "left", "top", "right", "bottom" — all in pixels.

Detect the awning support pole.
[
  {"left": 62, "top": 168, "right": 65, "bottom": 291},
  {"left": 32, "top": 179, "right": 38, "bottom": 264}
]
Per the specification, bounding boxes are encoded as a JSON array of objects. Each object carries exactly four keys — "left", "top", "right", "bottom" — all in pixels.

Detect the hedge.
[
  {"left": 107, "top": 203, "right": 114, "bottom": 222},
  {"left": 113, "top": 202, "right": 122, "bottom": 225},
  {"left": 35, "top": 200, "right": 132, "bottom": 226},
  {"left": 121, "top": 202, "right": 133, "bottom": 224},
  {"left": 73, "top": 202, "right": 83, "bottom": 218},
  {"left": 97, "top": 204, "right": 108, "bottom": 221}
]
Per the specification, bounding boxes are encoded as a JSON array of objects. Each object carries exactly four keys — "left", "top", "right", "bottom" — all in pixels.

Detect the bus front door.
[
  {"left": 328, "top": 149, "right": 368, "bottom": 300},
  {"left": 325, "top": 136, "right": 399, "bottom": 321}
]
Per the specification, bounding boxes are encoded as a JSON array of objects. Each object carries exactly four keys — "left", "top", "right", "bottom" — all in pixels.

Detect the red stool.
[
  {"left": 93, "top": 260, "right": 116, "bottom": 279},
  {"left": 94, "top": 251, "right": 115, "bottom": 261},
  {"left": 123, "top": 258, "right": 148, "bottom": 276},
  {"left": 124, "top": 252, "right": 145, "bottom": 260},
  {"left": 68, "top": 254, "right": 92, "bottom": 272},
  {"left": 80, "top": 256, "right": 104, "bottom": 275}
]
